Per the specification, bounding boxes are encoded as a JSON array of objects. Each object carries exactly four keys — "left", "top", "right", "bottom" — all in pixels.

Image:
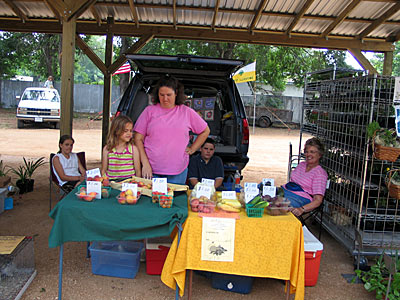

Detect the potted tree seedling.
[
  {"left": 0, "top": 159, "right": 11, "bottom": 188},
  {"left": 9, "top": 157, "right": 46, "bottom": 194},
  {"left": 367, "top": 121, "right": 400, "bottom": 162},
  {"left": 355, "top": 252, "right": 400, "bottom": 300}
]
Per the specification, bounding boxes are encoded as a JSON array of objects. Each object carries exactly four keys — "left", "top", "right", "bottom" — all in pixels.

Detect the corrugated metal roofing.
[{"left": 0, "top": 0, "right": 399, "bottom": 51}]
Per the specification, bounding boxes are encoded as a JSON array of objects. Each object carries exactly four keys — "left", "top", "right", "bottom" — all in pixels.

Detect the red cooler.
[
  {"left": 145, "top": 237, "right": 172, "bottom": 275},
  {"left": 303, "top": 226, "right": 323, "bottom": 286}
]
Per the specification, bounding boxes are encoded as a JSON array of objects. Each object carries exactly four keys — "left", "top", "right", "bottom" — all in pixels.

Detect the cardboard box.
[
  {"left": 303, "top": 226, "right": 324, "bottom": 286},
  {"left": 211, "top": 272, "right": 253, "bottom": 294},
  {"left": 145, "top": 237, "right": 172, "bottom": 275},
  {"left": 89, "top": 241, "right": 143, "bottom": 279}
]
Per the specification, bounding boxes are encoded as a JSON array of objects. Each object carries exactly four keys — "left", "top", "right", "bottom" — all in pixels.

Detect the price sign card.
[
  {"left": 244, "top": 182, "right": 259, "bottom": 194},
  {"left": 197, "top": 185, "right": 212, "bottom": 199},
  {"left": 87, "top": 180, "right": 101, "bottom": 199},
  {"left": 263, "top": 185, "right": 276, "bottom": 197},
  {"left": 222, "top": 191, "right": 237, "bottom": 200},
  {"left": 245, "top": 192, "right": 260, "bottom": 203},
  {"left": 122, "top": 183, "right": 138, "bottom": 196},
  {"left": 201, "top": 178, "right": 215, "bottom": 187},
  {"left": 86, "top": 168, "right": 101, "bottom": 179},
  {"left": 152, "top": 178, "right": 167, "bottom": 194},
  {"left": 262, "top": 178, "right": 275, "bottom": 186}
]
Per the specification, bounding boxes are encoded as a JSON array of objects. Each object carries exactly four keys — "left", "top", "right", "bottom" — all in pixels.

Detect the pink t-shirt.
[
  {"left": 286, "top": 161, "right": 328, "bottom": 201},
  {"left": 134, "top": 103, "right": 207, "bottom": 175}
]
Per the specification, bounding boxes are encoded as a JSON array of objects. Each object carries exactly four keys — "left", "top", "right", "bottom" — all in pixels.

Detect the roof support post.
[
  {"left": 383, "top": 51, "right": 393, "bottom": 76},
  {"left": 102, "top": 18, "right": 114, "bottom": 150},
  {"left": 348, "top": 48, "right": 378, "bottom": 75},
  {"left": 60, "top": 12, "right": 76, "bottom": 136}
]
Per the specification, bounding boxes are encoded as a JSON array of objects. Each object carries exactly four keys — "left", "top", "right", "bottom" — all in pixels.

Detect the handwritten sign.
[
  {"left": 201, "top": 178, "right": 215, "bottom": 187},
  {"left": 244, "top": 182, "right": 258, "bottom": 189},
  {"left": 152, "top": 178, "right": 167, "bottom": 194},
  {"left": 262, "top": 178, "right": 274, "bottom": 186},
  {"left": 86, "top": 168, "right": 101, "bottom": 179},
  {"left": 245, "top": 192, "right": 260, "bottom": 203},
  {"left": 197, "top": 185, "right": 212, "bottom": 199},
  {"left": 222, "top": 191, "right": 237, "bottom": 200},
  {"left": 263, "top": 185, "right": 276, "bottom": 197},
  {"left": 122, "top": 183, "right": 138, "bottom": 196},
  {"left": 87, "top": 180, "right": 101, "bottom": 199}
]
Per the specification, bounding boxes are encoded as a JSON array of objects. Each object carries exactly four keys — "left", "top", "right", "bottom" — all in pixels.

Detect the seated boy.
[{"left": 188, "top": 138, "right": 224, "bottom": 190}]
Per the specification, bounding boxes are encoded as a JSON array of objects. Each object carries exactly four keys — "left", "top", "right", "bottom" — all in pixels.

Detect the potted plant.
[
  {"left": 9, "top": 157, "right": 46, "bottom": 194},
  {"left": 367, "top": 121, "right": 400, "bottom": 162},
  {"left": 355, "top": 252, "right": 400, "bottom": 300},
  {"left": 385, "top": 169, "right": 400, "bottom": 200},
  {"left": 0, "top": 159, "right": 11, "bottom": 188}
]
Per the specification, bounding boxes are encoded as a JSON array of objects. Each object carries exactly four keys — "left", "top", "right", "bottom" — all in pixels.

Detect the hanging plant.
[{"left": 367, "top": 122, "right": 400, "bottom": 162}]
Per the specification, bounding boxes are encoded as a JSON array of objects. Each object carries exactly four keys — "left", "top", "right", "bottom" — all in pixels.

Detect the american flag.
[{"left": 113, "top": 62, "right": 131, "bottom": 75}]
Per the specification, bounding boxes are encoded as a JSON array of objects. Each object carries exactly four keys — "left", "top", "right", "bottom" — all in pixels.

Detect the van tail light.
[{"left": 242, "top": 118, "right": 249, "bottom": 145}]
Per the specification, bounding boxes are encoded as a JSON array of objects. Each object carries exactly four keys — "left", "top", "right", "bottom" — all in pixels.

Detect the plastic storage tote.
[{"left": 89, "top": 240, "right": 143, "bottom": 279}]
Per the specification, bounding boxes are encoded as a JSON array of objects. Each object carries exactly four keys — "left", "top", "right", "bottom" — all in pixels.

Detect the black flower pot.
[{"left": 16, "top": 179, "right": 35, "bottom": 194}]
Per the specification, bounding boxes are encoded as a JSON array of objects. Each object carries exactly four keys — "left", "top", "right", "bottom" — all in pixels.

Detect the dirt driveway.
[{"left": 0, "top": 109, "right": 373, "bottom": 300}]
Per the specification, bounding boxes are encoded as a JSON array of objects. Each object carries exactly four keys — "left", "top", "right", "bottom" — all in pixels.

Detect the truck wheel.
[
  {"left": 17, "top": 120, "right": 24, "bottom": 129},
  {"left": 257, "top": 116, "right": 272, "bottom": 128}
]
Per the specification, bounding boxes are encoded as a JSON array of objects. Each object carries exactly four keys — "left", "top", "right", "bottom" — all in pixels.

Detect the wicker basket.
[
  {"left": 385, "top": 169, "right": 400, "bottom": 200},
  {"left": 372, "top": 130, "right": 400, "bottom": 162}
]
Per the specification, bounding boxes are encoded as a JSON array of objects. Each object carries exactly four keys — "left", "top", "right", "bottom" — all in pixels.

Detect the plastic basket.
[{"left": 245, "top": 204, "right": 264, "bottom": 218}]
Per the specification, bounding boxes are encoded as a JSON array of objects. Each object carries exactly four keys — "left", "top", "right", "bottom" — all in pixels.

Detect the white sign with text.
[
  {"left": 201, "top": 178, "right": 215, "bottom": 187},
  {"left": 222, "top": 191, "right": 237, "bottom": 200},
  {"left": 196, "top": 185, "right": 212, "bottom": 199},
  {"left": 263, "top": 186, "right": 276, "bottom": 197},
  {"left": 86, "top": 168, "right": 101, "bottom": 179},
  {"left": 87, "top": 180, "right": 101, "bottom": 199},
  {"left": 152, "top": 178, "right": 168, "bottom": 194}
]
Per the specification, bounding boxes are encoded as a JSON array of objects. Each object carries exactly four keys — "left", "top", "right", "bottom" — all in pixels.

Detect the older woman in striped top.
[
  {"left": 101, "top": 115, "right": 141, "bottom": 180},
  {"left": 282, "top": 137, "right": 328, "bottom": 217}
]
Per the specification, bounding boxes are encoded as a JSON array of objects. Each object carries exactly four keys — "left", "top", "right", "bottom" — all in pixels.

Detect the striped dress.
[{"left": 106, "top": 143, "right": 136, "bottom": 179}]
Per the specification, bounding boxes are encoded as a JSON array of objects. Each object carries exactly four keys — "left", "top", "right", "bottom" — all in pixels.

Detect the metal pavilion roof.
[{"left": 0, "top": 0, "right": 399, "bottom": 52}]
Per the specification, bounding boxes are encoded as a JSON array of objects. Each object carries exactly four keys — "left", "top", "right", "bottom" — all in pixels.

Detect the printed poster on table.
[{"left": 201, "top": 217, "right": 235, "bottom": 262}]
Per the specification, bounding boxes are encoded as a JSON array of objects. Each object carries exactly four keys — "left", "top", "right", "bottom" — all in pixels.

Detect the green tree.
[{"left": 370, "top": 42, "right": 400, "bottom": 76}]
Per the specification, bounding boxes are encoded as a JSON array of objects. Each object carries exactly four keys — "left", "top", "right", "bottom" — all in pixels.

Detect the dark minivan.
[{"left": 116, "top": 54, "right": 249, "bottom": 176}]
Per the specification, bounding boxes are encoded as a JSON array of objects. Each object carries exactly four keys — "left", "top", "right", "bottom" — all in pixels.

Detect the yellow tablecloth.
[{"left": 161, "top": 209, "right": 305, "bottom": 300}]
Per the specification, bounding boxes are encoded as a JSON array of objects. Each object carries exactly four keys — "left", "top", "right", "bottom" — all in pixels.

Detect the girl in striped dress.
[{"left": 101, "top": 115, "right": 141, "bottom": 180}]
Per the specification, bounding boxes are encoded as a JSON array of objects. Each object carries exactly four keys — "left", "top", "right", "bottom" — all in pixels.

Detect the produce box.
[
  {"left": 265, "top": 199, "right": 291, "bottom": 216},
  {"left": 303, "top": 226, "right": 323, "bottom": 286},
  {"left": 110, "top": 176, "right": 188, "bottom": 197},
  {"left": 210, "top": 272, "right": 254, "bottom": 294},
  {"left": 89, "top": 240, "right": 143, "bottom": 279},
  {"left": 0, "top": 187, "right": 7, "bottom": 215},
  {"left": 145, "top": 236, "right": 172, "bottom": 275}
]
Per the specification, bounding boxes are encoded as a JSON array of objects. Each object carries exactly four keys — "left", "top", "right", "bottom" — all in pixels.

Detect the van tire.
[
  {"left": 17, "top": 120, "right": 24, "bottom": 129},
  {"left": 257, "top": 116, "right": 272, "bottom": 128}
]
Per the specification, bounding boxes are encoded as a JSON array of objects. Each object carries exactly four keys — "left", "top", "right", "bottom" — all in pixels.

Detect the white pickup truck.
[{"left": 16, "top": 87, "right": 60, "bottom": 129}]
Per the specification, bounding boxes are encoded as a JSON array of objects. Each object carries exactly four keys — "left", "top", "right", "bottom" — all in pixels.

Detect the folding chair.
[
  {"left": 287, "top": 143, "right": 326, "bottom": 240},
  {"left": 49, "top": 152, "right": 86, "bottom": 211}
]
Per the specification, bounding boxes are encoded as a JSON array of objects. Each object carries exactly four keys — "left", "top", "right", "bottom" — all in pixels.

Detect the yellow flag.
[{"left": 233, "top": 61, "right": 256, "bottom": 83}]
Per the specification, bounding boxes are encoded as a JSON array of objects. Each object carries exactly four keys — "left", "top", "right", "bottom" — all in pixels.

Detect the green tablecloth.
[{"left": 48, "top": 187, "right": 188, "bottom": 248}]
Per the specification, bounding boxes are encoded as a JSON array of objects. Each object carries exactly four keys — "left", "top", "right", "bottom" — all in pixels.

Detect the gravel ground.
[{"left": 0, "top": 108, "right": 375, "bottom": 300}]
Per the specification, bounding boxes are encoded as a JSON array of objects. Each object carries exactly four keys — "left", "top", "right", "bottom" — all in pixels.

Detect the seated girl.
[
  {"left": 101, "top": 115, "right": 141, "bottom": 180},
  {"left": 52, "top": 135, "right": 86, "bottom": 193},
  {"left": 282, "top": 137, "right": 328, "bottom": 217}
]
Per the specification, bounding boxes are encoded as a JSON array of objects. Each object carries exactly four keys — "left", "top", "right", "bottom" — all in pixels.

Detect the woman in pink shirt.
[
  {"left": 134, "top": 75, "right": 210, "bottom": 184},
  {"left": 283, "top": 137, "right": 328, "bottom": 217}
]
